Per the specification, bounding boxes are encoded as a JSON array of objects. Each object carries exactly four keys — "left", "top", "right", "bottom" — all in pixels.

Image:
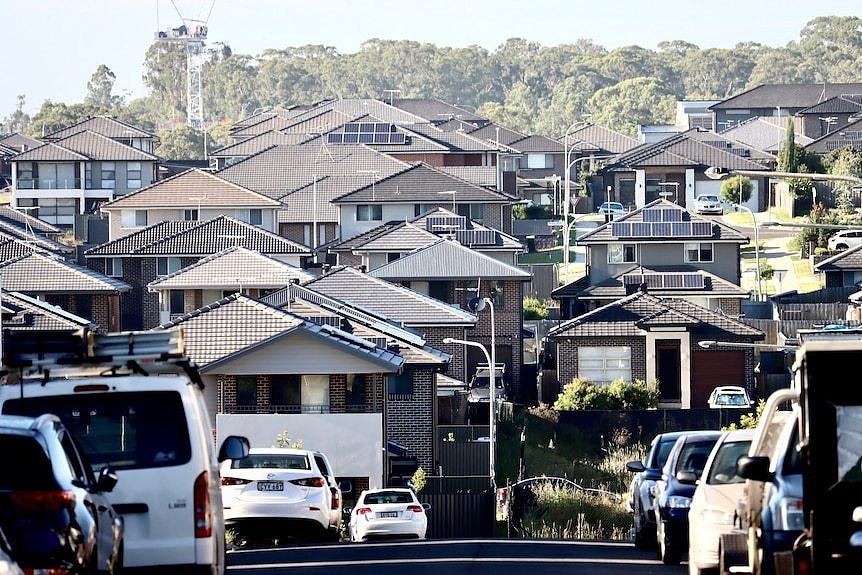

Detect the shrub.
[
  {"left": 553, "top": 378, "right": 659, "bottom": 411},
  {"left": 523, "top": 296, "right": 549, "bottom": 320}
]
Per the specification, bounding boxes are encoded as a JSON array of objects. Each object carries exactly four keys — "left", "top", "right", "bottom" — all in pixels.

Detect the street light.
[
  {"left": 562, "top": 120, "right": 592, "bottom": 271},
  {"left": 732, "top": 201, "right": 763, "bottom": 301},
  {"left": 698, "top": 340, "right": 798, "bottom": 351}
]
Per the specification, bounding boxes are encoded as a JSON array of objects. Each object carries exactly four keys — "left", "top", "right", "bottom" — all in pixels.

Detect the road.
[{"left": 227, "top": 539, "right": 687, "bottom": 574}]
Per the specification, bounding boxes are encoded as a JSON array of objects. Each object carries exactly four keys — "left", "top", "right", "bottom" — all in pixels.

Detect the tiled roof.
[
  {"left": 685, "top": 128, "right": 774, "bottom": 162},
  {"left": 798, "top": 95, "right": 862, "bottom": 115},
  {"left": 13, "top": 130, "right": 157, "bottom": 162},
  {"left": 1, "top": 290, "right": 95, "bottom": 331},
  {"left": 209, "top": 131, "right": 310, "bottom": 157},
  {"left": 547, "top": 291, "right": 763, "bottom": 339},
  {"left": 284, "top": 99, "right": 429, "bottom": 127},
  {"left": 608, "top": 129, "right": 770, "bottom": 171},
  {"left": 0, "top": 237, "right": 42, "bottom": 260},
  {"left": 331, "top": 162, "right": 511, "bottom": 204},
  {"left": 353, "top": 222, "right": 439, "bottom": 251},
  {"left": 147, "top": 246, "right": 314, "bottom": 290},
  {"left": 396, "top": 123, "right": 507, "bottom": 153},
  {"left": 369, "top": 238, "right": 532, "bottom": 281},
  {"left": 438, "top": 166, "right": 498, "bottom": 187},
  {"left": 389, "top": 98, "right": 486, "bottom": 124},
  {"left": 814, "top": 243, "right": 862, "bottom": 271},
  {"left": 229, "top": 114, "right": 306, "bottom": 138},
  {"left": 303, "top": 265, "right": 477, "bottom": 327},
  {"left": 0, "top": 133, "right": 43, "bottom": 153},
  {"left": 42, "top": 116, "right": 156, "bottom": 141},
  {"left": 216, "top": 141, "right": 409, "bottom": 200},
  {"left": 85, "top": 216, "right": 309, "bottom": 257},
  {"left": 805, "top": 117, "right": 862, "bottom": 153},
  {"left": 159, "top": 293, "right": 403, "bottom": 371},
  {"left": 567, "top": 123, "right": 639, "bottom": 154},
  {"left": 719, "top": 116, "right": 812, "bottom": 153},
  {"left": 565, "top": 265, "right": 749, "bottom": 300},
  {"left": 277, "top": 177, "right": 341, "bottom": 222},
  {"left": 467, "top": 123, "right": 529, "bottom": 146},
  {"left": 576, "top": 199, "right": 749, "bottom": 243},
  {"left": 709, "top": 83, "right": 862, "bottom": 110},
  {"left": 0, "top": 205, "right": 62, "bottom": 234},
  {"left": 328, "top": 221, "right": 403, "bottom": 252},
  {"left": 0, "top": 252, "right": 131, "bottom": 293},
  {"left": 101, "top": 169, "right": 281, "bottom": 209},
  {"left": 0, "top": 225, "right": 71, "bottom": 255},
  {"left": 229, "top": 109, "right": 301, "bottom": 132}
]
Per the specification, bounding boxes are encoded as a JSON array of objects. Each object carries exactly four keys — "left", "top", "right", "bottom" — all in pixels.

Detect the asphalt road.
[{"left": 227, "top": 539, "right": 688, "bottom": 575}]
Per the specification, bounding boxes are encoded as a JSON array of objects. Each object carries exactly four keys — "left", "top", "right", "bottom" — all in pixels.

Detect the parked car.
[
  {"left": 0, "top": 413, "right": 123, "bottom": 575},
  {"left": 597, "top": 201, "right": 627, "bottom": 216},
  {"left": 694, "top": 194, "right": 724, "bottom": 215},
  {"left": 0, "top": 525, "right": 24, "bottom": 575},
  {"left": 654, "top": 430, "right": 722, "bottom": 564},
  {"left": 348, "top": 488, "right": 429, "bottom": 542},
  {"left": 0, "top": 329, "right": 250, "bottom": 575},
  {"left": 467, "top": 363, "right": 507, "bottom": 404},
  {"left": 220, "top": 447, "right": 343, "bottom": 539},
  {"left": 827, "top": 229, "right": 862, "bottom": 251},
  {"left": 687, "top": 428, "right": 755, "bottom": 575},
  {"left": 707, "top": 385, "right": 753, "bottom": 409},
  {"left": 625, "top": 431, "right": 690, "bottom": 549}
]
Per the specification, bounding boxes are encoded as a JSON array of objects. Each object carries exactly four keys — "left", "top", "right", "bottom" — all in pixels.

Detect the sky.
[{"left": 4, "top": 0, "right": 859, "bottom": 117}]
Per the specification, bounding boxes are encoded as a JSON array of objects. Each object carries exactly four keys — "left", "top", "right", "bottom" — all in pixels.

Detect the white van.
[{"left": 0, "top": 329, "right": 249, "bottom": 575}]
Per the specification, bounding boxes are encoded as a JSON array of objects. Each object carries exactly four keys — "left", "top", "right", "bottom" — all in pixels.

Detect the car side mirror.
[
  {"left": 676, "top": 470, "right": 698, "bottom": 485},
  {"left": 217, "top": 435, "right": 250, "bottom": 462},
  {"left": 737, "top": 456, "right": 773, "bottom": 482},
  {"left": 95, "top": 466, "right": 119, "bottom": 492},
  {"left": 626, "top": 460, "right": 646, "bottom": 473}
]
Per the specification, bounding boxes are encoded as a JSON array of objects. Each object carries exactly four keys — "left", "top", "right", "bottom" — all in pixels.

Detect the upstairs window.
[
  {"left": 184, "top": 209, "right": 198, "bottom": 221},
  {"left": 685, "top": 242, "right": 714, "bottom": 263},
  {"left": 157, "top": 257, "right": 182, "bottom": 277},
  {"left": 236, "top": 208, "right": 262, "bottom": 226},
  {"left": 121, "top": 210, "right": 147, "bottom": 228},
  {"left": 387, "top": 372, "right": 413, "bottom": 397},
  {"left": 105, "top": 258, "right": 123, "bottom": 277},
  {"left": 101, "top": 162, "right": 115, "bottom": 189},
  {"left": 126, "top": 162, "right": 142, "bottom": 189},
  {"left": 356, "top": 204, "right": 382, "bottom": 221},
  {"left": 608, "top": 243, "right": 637, "bottom": 264}
]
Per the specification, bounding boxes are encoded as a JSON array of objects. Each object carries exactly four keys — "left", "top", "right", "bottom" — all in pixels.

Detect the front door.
[{"left": 656, "top": 341, "right": 681, "bottom": 402}]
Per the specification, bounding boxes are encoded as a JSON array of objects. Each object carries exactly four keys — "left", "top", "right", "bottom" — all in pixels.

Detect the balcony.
[{"left": 16, "top": 178, "right": 82, "bottom": 190}]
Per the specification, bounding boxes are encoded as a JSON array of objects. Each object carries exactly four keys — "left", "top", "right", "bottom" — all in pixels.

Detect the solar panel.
[
  {"left": 643, "top": 209, "right": 661, "bottom": 223},
  {"left": 327, "top": 133, "right": 343, "bottom": 144},
  {"left": 374, "top": 123, "right": 392, "bottom": 133},
  {"left": 390, "top": 133, "right": 406, "bottom": 144},
  {"left": 672, "top": 222, "right": 692, "bottom": 236},
  {"left": 344, "top": 123, "right": 360, "bottom": 133},
  {"left": 663, "top": 274, "right": 684, "bottom": 288},
  {"left": 652, "top": 222, "right": 672, "bottom": 236},
  {"left": 683, "top": 273, "right": 705, "bottom": 288},
  {"left": 612, "top": 222, "right": 632, "bottom": 237},
  {"left": 691, "top": 221, "right": 713, "bottom": 237},
  {"left": 358, "top": 133, "right": 374, "bottom": 143},
  {"left": 661, "top": 209, "right": 684, "bottom": 222},
  {"left": 359, "top": 123, "right": 375, "bottom": 132},
  {"left": 374, "top": 133, "right": 388, "bottom": 143},
  {"left": 344, "top": 133, "right": 359, "bottom": 143}
]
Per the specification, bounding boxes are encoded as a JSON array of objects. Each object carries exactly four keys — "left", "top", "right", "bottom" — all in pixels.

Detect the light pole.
[
  {"left": 732, "top": 201, "right": 763, "bottom": 300},
  {"left": 562, "top": 121, "right": 592, "bottom": 271}
]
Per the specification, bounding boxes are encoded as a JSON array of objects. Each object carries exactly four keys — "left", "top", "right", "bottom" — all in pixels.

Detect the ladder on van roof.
[{"left": 1, "top": 328, "right": 204, "bottom": 388}]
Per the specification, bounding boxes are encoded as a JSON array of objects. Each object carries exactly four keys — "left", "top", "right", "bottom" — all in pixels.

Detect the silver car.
[{"left": 694, "top": 194, "right": 724, "bottom": 215}]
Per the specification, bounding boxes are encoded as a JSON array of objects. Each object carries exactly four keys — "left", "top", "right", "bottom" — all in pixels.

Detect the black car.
[
  {"left": 653, "top": 430, "right": 722, "bottom": 564},
  {"left": 0, "top": 414, "right": 123, "bottom": 575},
  {"left": 625, "top": 431, "right": 689, "bottom": 549}
]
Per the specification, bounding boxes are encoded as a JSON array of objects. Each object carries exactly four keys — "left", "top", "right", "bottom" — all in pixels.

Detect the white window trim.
[
  {"left": 608, "top": 242, "right": 638, "bottom": 264},
  {"left": 106, "top": 258, "right": 123, "bottom": 277},
  {"left": 578, "top": 346, "right": 632, "bottom": 385},
  {"left": 684, "top": 242, "right": 714, "bottom": 263}
]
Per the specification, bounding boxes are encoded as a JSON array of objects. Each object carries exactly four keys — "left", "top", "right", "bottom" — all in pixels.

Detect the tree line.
[{"left": 2, "top": 15, "right": 860, "bottom": 159}]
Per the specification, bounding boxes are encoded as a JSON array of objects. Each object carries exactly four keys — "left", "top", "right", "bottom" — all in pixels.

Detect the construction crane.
[{"left": 154, "top": 0, "right": 216, "bottom": 131}]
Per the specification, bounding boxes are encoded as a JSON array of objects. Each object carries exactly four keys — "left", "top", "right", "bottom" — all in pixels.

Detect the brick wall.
[
  {"left": 336, "top": 253, "right": 362, "bottom": 267},
  {"left": 555, "top": 336, "right": 647, "bottom": 389},
  {"left": 221, "top": 374, "right": 236, "bottom": 413},
  {"left": 425, "top": 327, "right": 468, "bottom": 382},
  {"left": 718, "top": 298, "right": 742, "bottom": 316},
  {"left": 385, "top": 368, "right": 434, "bottom": 473},
  {"left": 330, "top": 374, "right": 346, "bottom": 413}
]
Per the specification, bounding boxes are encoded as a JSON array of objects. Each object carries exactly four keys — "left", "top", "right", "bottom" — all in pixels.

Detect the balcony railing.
[
  {"left": 15, "top": 178, "right": 82, "bottom": 190},
  {"left": 230, "top": 403, "right": 378, "bottom": 414}
]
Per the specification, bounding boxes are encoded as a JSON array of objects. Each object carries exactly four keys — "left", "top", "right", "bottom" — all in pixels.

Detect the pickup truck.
[{"left": 720, "top": 329, "right": 862, "bottom": 575}]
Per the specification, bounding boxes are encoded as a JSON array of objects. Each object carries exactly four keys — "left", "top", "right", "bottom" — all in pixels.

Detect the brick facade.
[
  {"left": 385, "top": 368, "right": 435, "bottom": 474},
  {"left": 555, "top": 336, "right": 648, "bottom": 389},
  {"left": 718, "top": 298, "right": 742, "bottom": 316}
]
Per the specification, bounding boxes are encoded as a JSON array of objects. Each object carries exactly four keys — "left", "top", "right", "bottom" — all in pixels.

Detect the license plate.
[
  {"left": 257, "top": 481, "right": 284, "bottom": 492},
  {"left": 377, "top": 511, "right": 398, "bottom": 518}
]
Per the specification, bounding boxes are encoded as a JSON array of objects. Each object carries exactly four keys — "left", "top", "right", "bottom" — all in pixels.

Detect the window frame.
[
  {"left": 105, "top": 257, "right": 123, "bottom": 277},
  {"left": 156, "top": 257, "right": 182, "bottom": 277},
  {"left": 577, "top": 346, "right": 632, "bottom": 384},
  {"left": 101, "top": 162, "right": 116, "bottom": 189},
  {"left": 684, "top": 242, "right": 714, "bottom": 263},
  {"left": 608, "top": 242, "right": 638, "bottom": 264},
  {"left": 126, "top": 161, "right": 142, "bottom": 189},
  {"left": 356, "top": 204, "right": 383, "bottom": 221}
]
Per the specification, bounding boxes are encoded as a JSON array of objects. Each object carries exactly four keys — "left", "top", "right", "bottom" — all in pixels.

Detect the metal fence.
[
  {"left": 519, "top": 263, "right": 559, "bottom": 301},
  {"left": 417, "top": 490, "right": 494, "bottom": 539}
]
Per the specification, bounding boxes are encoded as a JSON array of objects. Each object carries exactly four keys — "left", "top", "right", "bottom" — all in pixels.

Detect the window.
[
  {"left": 17, "top": 162, "right": 34, "bottom": 188},
  {"left": 105, "top": 258, "right": 123, "bottom": 277},
  {"left": 121, "top": 210, "right": 147, "bottom": 228},
  {"left": 578, "top": 346, "right": 631, "bottom": 384},
  {"left": 608, "top": 243, "right": 637, "bottom": 264},
  {"left": 101, "top": 162, "right": 115, "bottom": 189},
  {"left": 126, "top": 162, "right": 142, "bottom": 189},
  {"left": 387, "top": 252, "right": 400, "bottom": 263},
  {"left": 85, "top": 165, "right": 92, "bottom": 189},
  {"left": 356, "top": 204, "right": 382, "bottom": 221},
  {"left": 526, "top": 153, "right": 553, "bottom": 169},
  {"left": 414, "top": 204, "right": 435, "bottom": 217},
  {"left": 157, "top": 257, "right": 182, "bottom": 277},
  {"left": 685, "top": 242, "right": 713, "bottom": 263},
  {"left": 34, "top": 198, "right": 76, "bottom": 225},
  {"left": 300, "top": 375, "right": 329, "bottom": 413},
  {"left": 388, "top": 372, "right": 413, "bottom": 396},
  {"left": 457, "top": 203, "right": 483, "bottom": 220},
  {"left": 345, "top": 374, "right": 366, "bottom": 412},
  {"left": 271, "top": 374, "right": 301, "bottom": 410},
  {"left": 183, "top": 209, "right": 198, "bottom": 221},
  {"left": 236, "top": 208, "right": 262, "bottom": 226},
  {"left": 235, "top": 375, "right": 257, "bottom": 410},
  {"left": 489, "top": 281, "right": 504, "bottom": 308},
  {"left": 169, "top": 290, "right": 184, "bottom": 315}
]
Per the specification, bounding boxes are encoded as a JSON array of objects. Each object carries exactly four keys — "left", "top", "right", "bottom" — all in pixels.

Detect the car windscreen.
[
  {"left": 707, "top": 440, "right": 752, "bottom": 485},
  {"left": 232, "top": 453, "right": 310, "bottom": 470},
  {"left": 651, "top": 438, "right": 678, "bottom": 469},
  {"left": 675, "top": 440, "right": 717, "bottom": 474},
  {"left": 713, "top": 393, "right": 748, "bottom": 406},
  {"left": 3, "top": 391, "right": 192, "bottom": 471}
]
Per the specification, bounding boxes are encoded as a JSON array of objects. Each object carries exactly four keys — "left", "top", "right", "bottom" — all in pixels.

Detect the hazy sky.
[{"left": 5, "top": 0, "right": 858, "bottom": 116}]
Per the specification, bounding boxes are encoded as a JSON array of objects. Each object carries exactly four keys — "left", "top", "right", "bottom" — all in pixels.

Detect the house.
[
  {"left": 595, "top": 128, "right": 773, "bottom": 211},
  {"left": 41, "top": 116, "right": 160, "bottom": 154},
  {"left": 546, "top": 289, "right": 764, "bottom": 408},
  {"left": 9, "top": 129, "right": 159, "bottom": 224},
  {"left": 209, "top": 131, "right": 310, "bottom": 170},
  {"left": 795, "top": 95, "right": 862, "bottom": 139},
  {"left": 97, "top": 168, "right": 282, "bottom": 240},
  {"left": 814, "top": 244, "right": 862, "bottom": 287},
  {"left": 157, "top": 292, "right": 405, "bottom": 491},
  {"left": 0, "top": 289, "right": 96, "bottom": 333},
  {"left": 0, "top": 252, "right": 130, "bottom": 331},
  {"left": 719, "top": 116, "right": 812, "bottom": 156},
  {"left": 367, "top": 238, "right": 532, "bottom": 401},
  {"left": 147, "top": 246, "right": 314, "bottom": 324},
  {"left": 1, "top": 133, "right": 43, "bottom": 182},
  {"left": 805, "top": 117, "right": 862, "bottom": 155},
  {"left": 708, "top": 83, "right": 862, "bottom": 137},
  {"left": 84, "top": 215, "right": 310, "bottom": 329},
  {"left": 553, "top": 199, "right": 750, "bottom": 319}
]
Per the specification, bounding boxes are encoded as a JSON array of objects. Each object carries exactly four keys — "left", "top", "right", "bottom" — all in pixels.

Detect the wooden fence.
[{"left": 519, "top": 263, "right": 558, "bottom": 301}]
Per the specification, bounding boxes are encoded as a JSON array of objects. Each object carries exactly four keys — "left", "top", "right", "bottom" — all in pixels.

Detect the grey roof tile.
[
  {"left": 303, "top": 265, "right": 477, "bottom": 327},
  {"left": 1, "top": 290, "right": 95, "bottom": 331},
  {"left": 562, "top": 265, "right": 749, "bottom": 299},
  {"left": 369, "top": 238, "right": 531, "bottom": 281},
  {"left": 0, "top": 252, "right": 131, "bottom": 293},
  {"left": 209, "top": 131, "right": 311, "bottom": 157},
  {"left": 609, "top": 129, "right": 770, "bottom": 170},
  {"left": 0, "top": 205, "right": 62, "bottom": 234},
  {"left": 805, "top": 117, "right": 862, "bottom": 153},
  {"left": 798, "top": 95, "right": 862, "bottom": 115},
  {"left": 719, "top": 117, "right": 812, "bottom": 153},
  {"left": 0, "top": 133, "right": 43, "bottom": 153},
  {"left": 389, "top": 98, "right": 486, "bottom": 124},
  {"left": 0, "top": 225, "right": 71, "bottom": 255},
  {"left": 42, "top": 116, "right": 157, "bottom": 141},
  {"left": 278, "top": 177, "right": 341, "bottom": 222},
  {"left": 710, "top": 83, "right": 862, "bottom": 110},
  {"left": 566, "top": 123, "right": 639, "bottom": 154},
  {"left": 14, "top": 130, "right": 157, "bottom": 162},
  {"left": 814, "top": 243, "right": 862, "bottom": 271}
]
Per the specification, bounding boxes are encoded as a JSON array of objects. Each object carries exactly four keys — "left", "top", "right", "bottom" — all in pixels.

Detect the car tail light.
[
  {"left": 356, "top": 507, "right": 372, "bottom": 515},
  {"left": 290, "top": 477, "right": 326, "bottom": 488},
  {"left": 776, "top": 497, "right": 805, "bottom": 530},
  {"left": 22, "top": 567, "right": 75, "bottom": 575},
  {"left": 330, "top": 487, "right": 340, "bottom": 510},
  {"left": 407, "top": 505, "right": 424, "bottom": 513},
  {"left": 220, "top": 476, "right": 252, "bottom": 486},
  {"left": 194, "top": 470, "right": 212, "bottom": 538},
  {"left": 10, "top": 490, "right": 76, "bottom": 511}
]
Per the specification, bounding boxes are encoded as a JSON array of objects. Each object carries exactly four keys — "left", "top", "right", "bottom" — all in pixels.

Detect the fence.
[
  {"left": 417, "top": 490, "right": 494, "bottom": 538},
  {"left": 519, "top": 263, "right": 558, "bottom": 301}
]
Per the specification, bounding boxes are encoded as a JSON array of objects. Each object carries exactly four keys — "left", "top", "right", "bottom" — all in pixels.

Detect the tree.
[
  {"left": 142, "top": 41, "right": 188, "bottom": 127},
  {"left": 85, "top": 64, "right": 121, "bottom": 110},
  {"left": 155, "top": 125, "right": 205, "bottom": 160},
  {"left": 798, "top": 16, "right": 862, "bottom": 82},
  {"left": 1, "top": 95, "right": 31, "bottom": 134},
  {"left": 586, "top": 77, "right": 676, "bottom": 137},
  {"left": 27, "top": 101, "right": 100, "bottom": 138},
  {"left": 720, "top": 175, "right": 752, "bottom": 205},
  {"left": 523, "top": 297, "right": 549, "bottom": 320},
  {"left": 553, "top": 378, "right": 658, "bottom": 410}
]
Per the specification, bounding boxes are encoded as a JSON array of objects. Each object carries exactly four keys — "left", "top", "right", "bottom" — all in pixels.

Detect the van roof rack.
[{"left": 1, "top": 328, "right": 204, "bottom": 388}]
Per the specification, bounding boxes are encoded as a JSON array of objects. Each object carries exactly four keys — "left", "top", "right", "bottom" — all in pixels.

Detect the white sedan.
[{"left": 348, "top": 488, "right": 430, "bottom": 542}]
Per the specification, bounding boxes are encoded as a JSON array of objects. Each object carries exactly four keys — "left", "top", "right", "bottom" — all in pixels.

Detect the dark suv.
[
  {"left": 0, "top": 414, "right": 123, "bottom": 575},
  {"left": 626, "top": 431, "right": 689, "bottom": 549},
  {"left": 653, "top": 430, "right": 722, "bottom": 564}
]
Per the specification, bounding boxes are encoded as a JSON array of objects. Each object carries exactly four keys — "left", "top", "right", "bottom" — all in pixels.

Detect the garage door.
[{"left": 690, "top": 351, "right": 746, "bottom": 408}]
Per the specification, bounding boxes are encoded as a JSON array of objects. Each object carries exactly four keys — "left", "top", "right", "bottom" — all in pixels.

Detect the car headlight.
[
  {"left": 775, "top": 497, "right": 805, "bottom": 531},
  {"left": 699, "top": 507, "right": 735, "bottom": 525},
  {"left": 667, "top": 496, "right": 692, "bottom": 509}
]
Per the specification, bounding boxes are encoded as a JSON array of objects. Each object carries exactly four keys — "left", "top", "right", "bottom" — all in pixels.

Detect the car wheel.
[
  {"left": 633, "top": 510, "right": 654, "bottom": 550},
  {"left": 837, "top": 243, "right": 849, "bottom": 250},
  {"left": 660, "top": 521, "right": 682, "bottom": 565}
]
